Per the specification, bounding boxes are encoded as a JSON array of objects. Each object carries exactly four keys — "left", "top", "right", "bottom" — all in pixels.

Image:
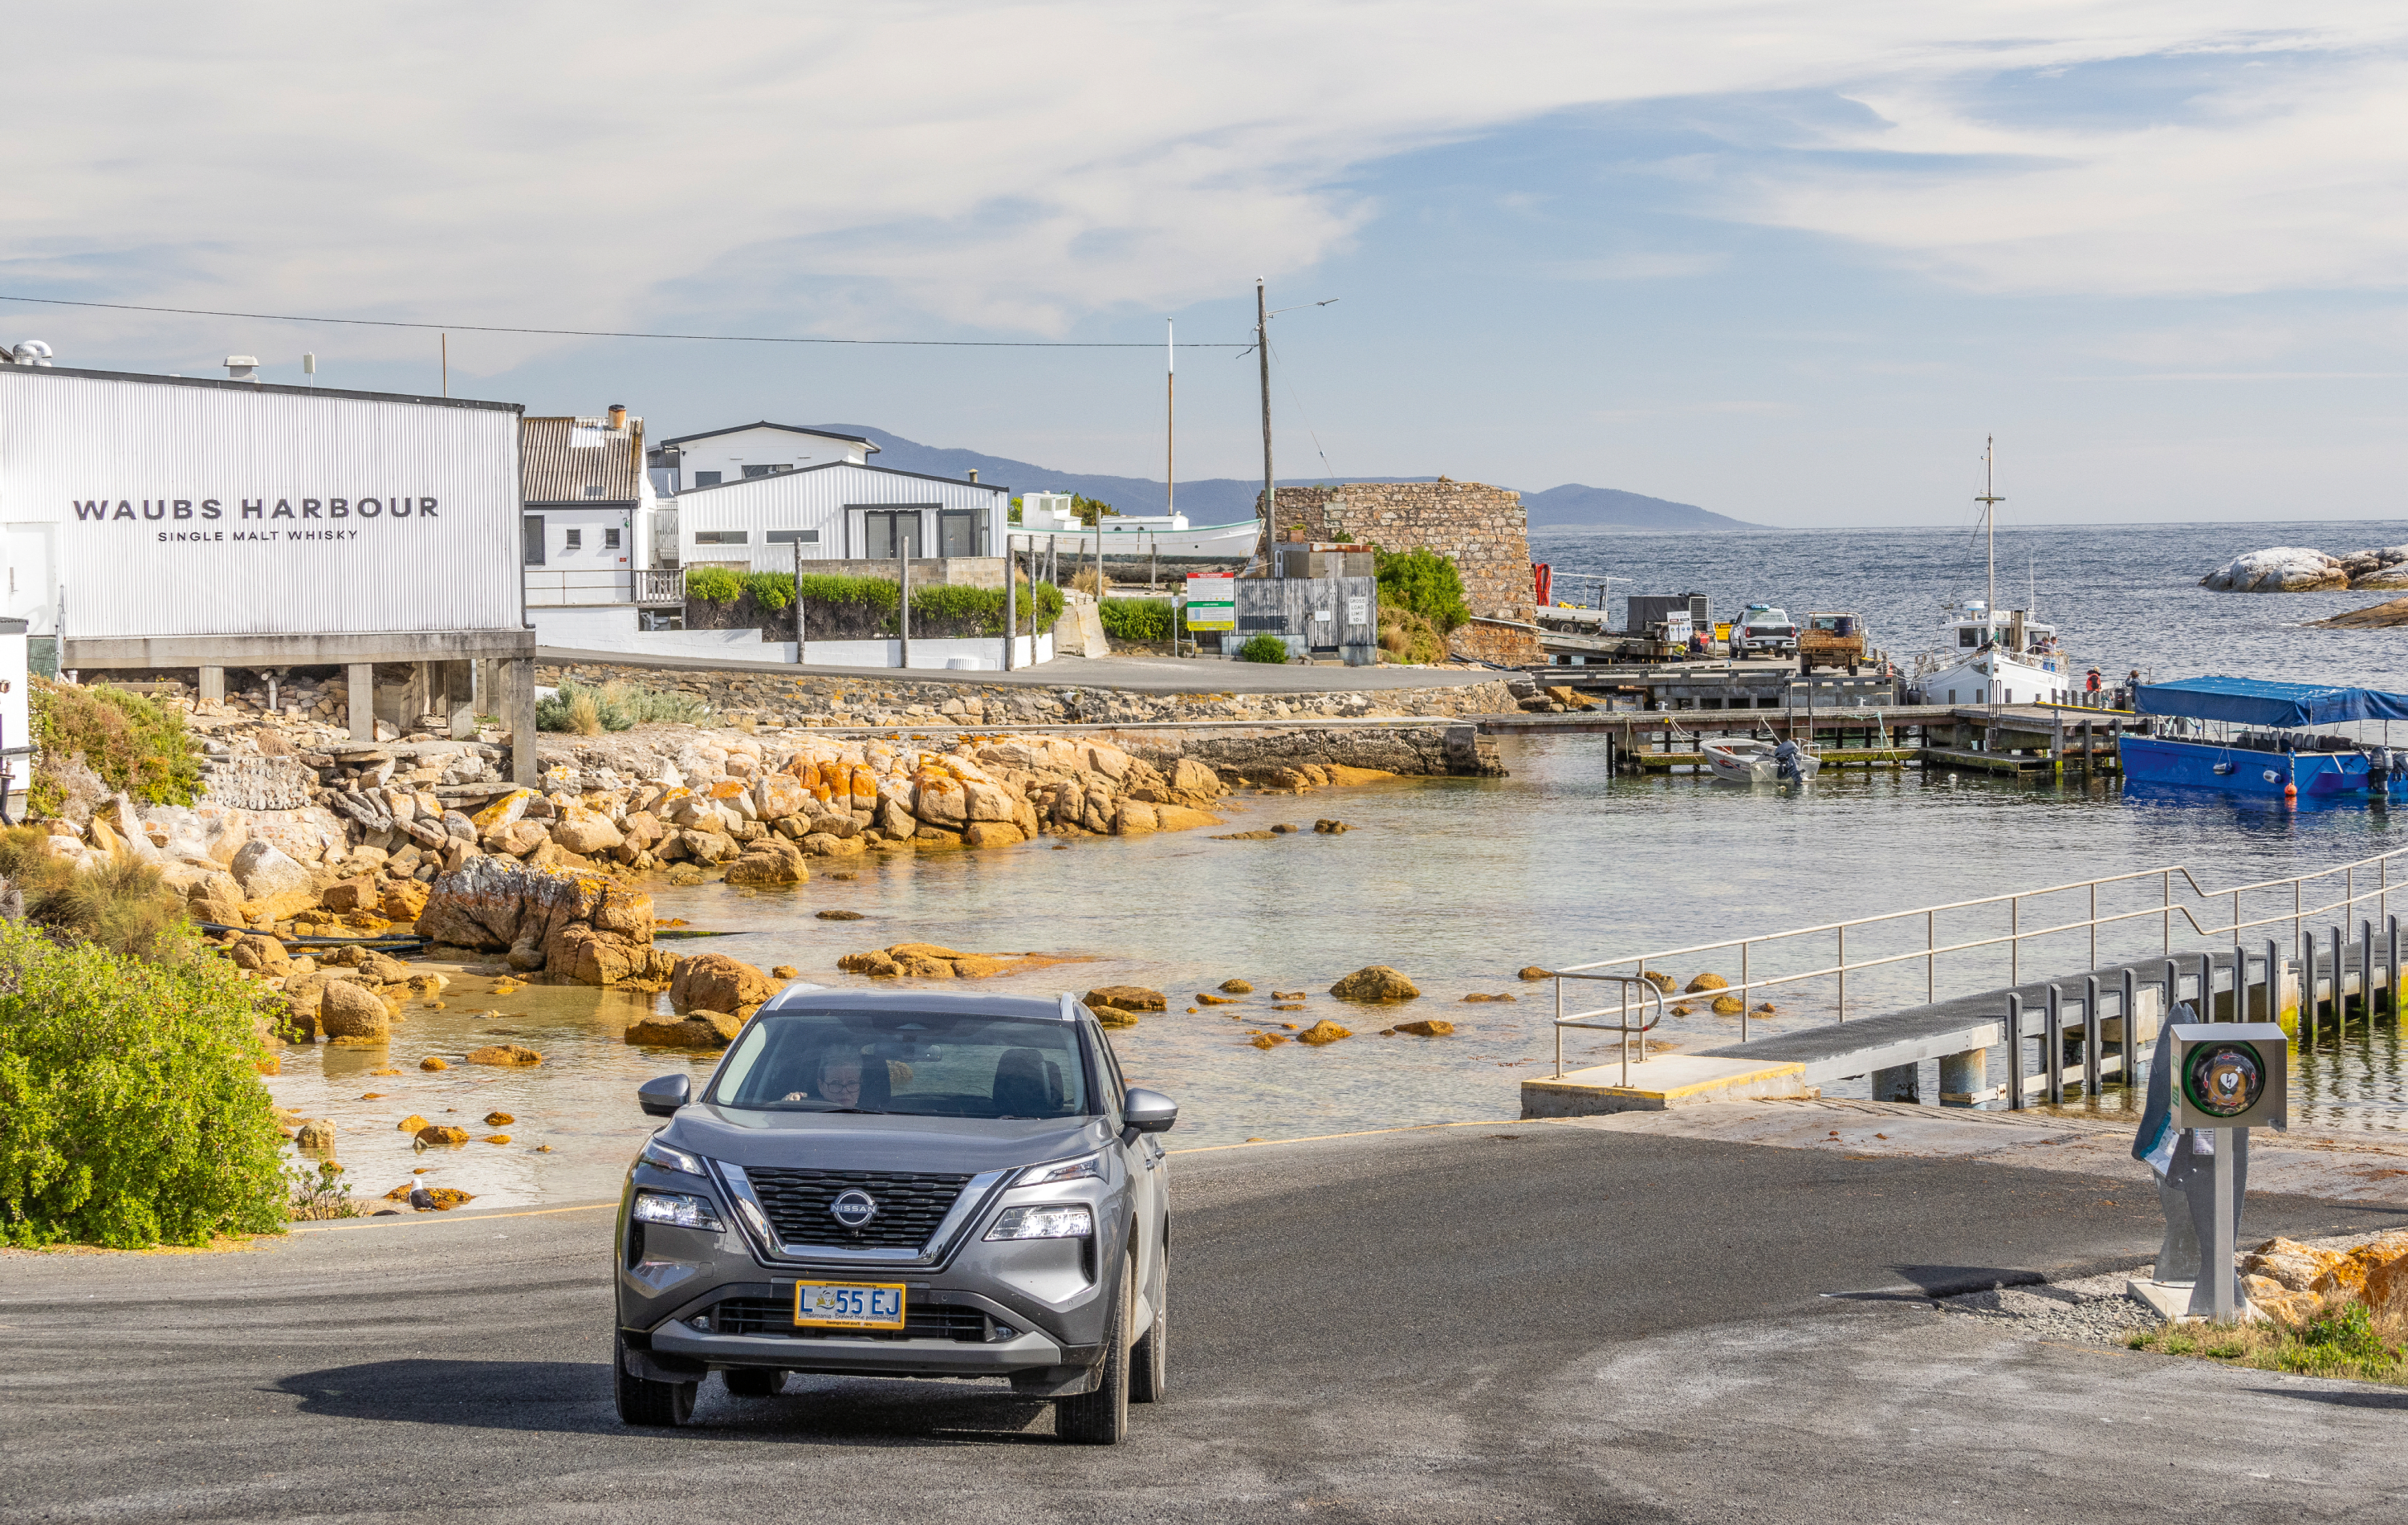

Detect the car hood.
[{"left": 662, "top": 1105, "right": 1113, "bottom": 1176}]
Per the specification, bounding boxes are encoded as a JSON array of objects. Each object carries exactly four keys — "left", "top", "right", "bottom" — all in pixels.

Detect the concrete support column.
[
  {"left": 1870, "top": 1063, "right": 1919, "bottom": 1104},
  {"left": 472, "top": 659, "right": 498, "bottom": 715},
  {"left": 345, "top": 663, "right": 376, "bottom": 742},
  {"left": 197, "top": 666, "right": 226, "bottom": 704},
  {"left": 442, "top": 660, "right": 477, "bottom": 740},
  {"left": 1938, "top": 1048, "right": 1987, "bottom": 1107},
  {"left": 405, "top": 663, "right": 433, "bottom": 732},
  {"left": 502, "top": 657, "right": 537, "bottom": 786}
]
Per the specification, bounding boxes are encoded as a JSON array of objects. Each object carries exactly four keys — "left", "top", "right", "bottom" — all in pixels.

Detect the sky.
[{"left": 6, "top": 3, "right": 2406, "bottom": 527}]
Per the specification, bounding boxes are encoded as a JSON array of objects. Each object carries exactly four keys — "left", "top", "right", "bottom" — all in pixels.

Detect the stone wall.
[
  {"left": 1266, "top": 480, "right": 1533, "bottom": 622},
  {"left": 1263, "top": 479, "right": 1541, "bottom": 665},
  {"left": 535, "top": 661, "right": 1514, "bottom": 730}
]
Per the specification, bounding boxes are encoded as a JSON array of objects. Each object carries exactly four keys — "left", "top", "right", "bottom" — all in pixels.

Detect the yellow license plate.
[{"left": 794, "top": 1281, "right": 906, "bottom": 1329}]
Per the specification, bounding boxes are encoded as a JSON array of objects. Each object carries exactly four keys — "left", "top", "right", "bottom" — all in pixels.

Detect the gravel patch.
[{"left": 1935, "top": 1268, "right": 2160, "bottom": 1344}]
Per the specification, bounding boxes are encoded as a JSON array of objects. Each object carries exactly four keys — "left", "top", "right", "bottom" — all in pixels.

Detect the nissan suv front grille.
[
  {"left": 713, "top": 1296, "right": 991, "bottom": 1342},
  {"left": 743, "top": 1167, "right": 973, "bottom": 1250}
]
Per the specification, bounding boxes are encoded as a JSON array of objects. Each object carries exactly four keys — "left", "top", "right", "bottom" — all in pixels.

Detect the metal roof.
[
  {"left": 522, "top": 414, "right": 645, "bottom": 506},
  {"left": 673, "top": 458, "right": 1007, "bottom": 496},
  {"left": 657, "top": 420, "right": 879, "bottom": 451},
  {"left": 2135, "top": 674, "right": 2408, "bottom": 728}
]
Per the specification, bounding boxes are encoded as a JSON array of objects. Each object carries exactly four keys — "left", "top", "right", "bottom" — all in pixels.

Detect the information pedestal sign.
[{"left": 2168, "top": 1022, "right": 2288, "bottom": 1320}]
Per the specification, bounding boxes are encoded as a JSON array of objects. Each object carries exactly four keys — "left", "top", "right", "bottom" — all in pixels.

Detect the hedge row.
[{"left": 688, "top": 571, "right": 1064, "bottom": 640}]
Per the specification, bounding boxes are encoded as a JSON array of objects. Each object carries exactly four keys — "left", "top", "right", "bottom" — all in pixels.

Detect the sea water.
[{"left": 266, "top": 519, "right": 2408, "bottom": 1206}]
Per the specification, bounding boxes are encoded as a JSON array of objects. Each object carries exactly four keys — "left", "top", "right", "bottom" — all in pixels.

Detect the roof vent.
[
  {"left": 608, "top": 403, "right": 628, "bottom": 429},
  {"left": 966, "top": 469, "right": 978, "bottom": 482},
  {"left": 224, "top": 356, "right": 261, "bottom": 383},
  {"left": 6, "top": 340, "right": 53, "bottom": 367}
]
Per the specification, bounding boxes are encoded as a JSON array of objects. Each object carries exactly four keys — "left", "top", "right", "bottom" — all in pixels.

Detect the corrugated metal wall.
[
  {"left": 0, "top": 368, "right": 523, "bottom": 640},
  {"left": 676, "top": 463, "right": 1005, "bottom": 573}
]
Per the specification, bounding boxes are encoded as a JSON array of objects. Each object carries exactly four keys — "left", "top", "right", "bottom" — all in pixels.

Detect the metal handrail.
[
  {"left": 1544, "top": 971, "right": 1667, "bottom": 1084},
  {"left": 1549, "top": 844, "right": 2408, "bottom": 1033}
]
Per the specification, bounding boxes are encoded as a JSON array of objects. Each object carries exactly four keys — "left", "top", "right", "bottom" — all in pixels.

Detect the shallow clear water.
[{"left": 267, "top": 519, "right": 2408, "bottom": 1206}]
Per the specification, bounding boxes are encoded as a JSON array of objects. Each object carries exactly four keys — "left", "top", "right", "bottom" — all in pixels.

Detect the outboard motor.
[
  {"left": 2374, "top": 746, "right": 2395, "bottom": 810},
  {"left": 1774, "top": 738, "right": 1803, "bottom": 784}
]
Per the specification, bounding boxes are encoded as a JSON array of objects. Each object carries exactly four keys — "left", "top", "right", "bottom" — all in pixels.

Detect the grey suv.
[{"left": 613, "top": 987, "right": 1175, "bottom": 1445}]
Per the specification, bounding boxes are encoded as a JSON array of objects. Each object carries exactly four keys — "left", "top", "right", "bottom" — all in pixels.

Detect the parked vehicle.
[
  {"left": 1796, "top": 612, "right": 1868, "bottom": 674},
  {"left": 1732, "top": 604, "right": 1799, "bottom": 657},
  {"left": 613, "top": 989, "right": 1175, "bottom": 1445}
]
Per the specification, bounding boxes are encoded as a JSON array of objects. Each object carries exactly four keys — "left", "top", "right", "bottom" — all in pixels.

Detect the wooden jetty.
[{"left": 1478, "top": 701, "right": 2138, "bottom": 778}]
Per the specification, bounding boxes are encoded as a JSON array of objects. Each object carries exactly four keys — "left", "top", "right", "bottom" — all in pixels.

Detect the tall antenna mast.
[
  {"left": 1975, "top": 435, "right": 2003, "bottom": 626},
  {"left": 1255, "top": 279, "right": 1274, "bottom": 568}
]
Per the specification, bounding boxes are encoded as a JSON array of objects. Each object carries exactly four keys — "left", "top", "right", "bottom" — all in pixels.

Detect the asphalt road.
[{"left": 3, "top": 1124, "right": 2403, "bottom": 1523}]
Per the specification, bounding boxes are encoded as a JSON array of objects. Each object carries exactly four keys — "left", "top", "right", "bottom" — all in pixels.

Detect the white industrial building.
[
  {"left": 648, "top": 421, "right": 877, "bottom": 495},
  {"left": 0, "top": 358, "right": 539, "bottom": 782},
  {"left": 676, "top": 461, "right": 1007, "bottom": 572}
]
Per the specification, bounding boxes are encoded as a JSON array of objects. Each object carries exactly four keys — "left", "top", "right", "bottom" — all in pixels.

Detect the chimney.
[
  {"left": 608, "top": 403, "right": 628, "bottom": 429},
  {"left": 966, "top": 469, "right": 978, "bottom": 483}
]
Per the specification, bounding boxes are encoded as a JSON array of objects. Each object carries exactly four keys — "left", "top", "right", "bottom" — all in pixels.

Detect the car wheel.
[
  {"left": 1131, "top": 1252, "right": 1166, "bottom": 1404},
  {"left": 1055, "top": 1270, "right": 1130, "bottom": 1444},
  {"left": 613, "top": 1329, "right": 696, "bottom": 1428},
  {"left": 723, "top": 1368, "right": 783, "bottom": 1398}
]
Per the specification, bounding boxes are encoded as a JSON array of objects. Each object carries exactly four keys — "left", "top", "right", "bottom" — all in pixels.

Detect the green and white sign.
[{"left": 1185, "top": 572, "right": 1234, "bottom": 631}]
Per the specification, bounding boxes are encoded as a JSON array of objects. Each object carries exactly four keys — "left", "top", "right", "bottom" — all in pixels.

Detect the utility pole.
[
  {"left": 1165, "top": 318, "right": 1175, "bottom": 525},
  {"left": 1256, "top": 279, "right": 1274, "bottom": 569}
]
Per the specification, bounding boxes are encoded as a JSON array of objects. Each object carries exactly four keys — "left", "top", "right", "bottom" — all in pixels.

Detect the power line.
[{"left": 0, "top": 294, "right": 1248, "bottom": 349}]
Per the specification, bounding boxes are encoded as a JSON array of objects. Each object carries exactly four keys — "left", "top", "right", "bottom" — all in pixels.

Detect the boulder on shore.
[
  {"left": 2315, "top": 597, "right": 2408, "bottom": 629},
  {"left": 670, "top": 953, "right": 779, "bottom": 1015},
  {"left": 1085, "top": 985, "right": 1168, "bottom": 1011},
  {"left": 466, "top": 1043, "right": 543, "bottom": 1067},
  {"left": 627, "top": 1012, "right": 744, "bottom": 1047},
  {"left": 415, "top": 856, "right": 673, "bottom": 986}
]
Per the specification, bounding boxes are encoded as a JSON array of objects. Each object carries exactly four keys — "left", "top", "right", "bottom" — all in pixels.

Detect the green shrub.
[
  {"left": 685, "top": 567, "right": 743, "bottom": 604},
  {"left": 1236, "top": 632, "right": 1292, "bottom": 663},
  {"left": 30, "top": 677, "right": 204, "bottom": 816},
  {"left": 1377, "top": 606, "right": 1448, "bottom": 665},
  {"left": 739, "top": 571, "right": 795, "bottom": 612},
  {"left": 0, "top": 918, "right": 287, "bottom": 1247},
  {"left": 1099, "top": 598, "right": 1174, "bottom": 644},
  {"left": 0, "top": 828, "right": 191, "bottom": 961},
  {"left": 799, "top": 573, "right": 899, "bottom": 613},
  {"left": 1374, "top": 547, "right": 1470, "bottom": 632}
]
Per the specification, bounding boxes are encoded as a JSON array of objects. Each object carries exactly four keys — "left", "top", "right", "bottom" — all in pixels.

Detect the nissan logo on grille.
[{"left": 829, "top": 1189, "right": 879, "bottom": 1229}]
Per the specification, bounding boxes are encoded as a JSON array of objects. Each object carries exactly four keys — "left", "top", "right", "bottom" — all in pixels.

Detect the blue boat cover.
[{"left": 2135, "top": 674, "right": 2408, "bottom": 728}]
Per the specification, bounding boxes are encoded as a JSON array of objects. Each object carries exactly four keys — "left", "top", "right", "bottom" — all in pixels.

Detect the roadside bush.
[
  {"left": 1374, "top": 547, "right": 1471, "bottom": 633},
  {"left": 537, "top": 680, "right": 712, "bottom": 734},
  {"left": 0, "top": 917, "right": 287, "bottom": 1247},
  {"left": 1099, "top": 598, "right": 1175, "bottom": 644},
  {"left": 287, "top": 1160, "right": 364, "bottom": 1222},
  {"left": 740, "top": 571, "right": 795, "bottom": 612},
  {"left": 1235, "top": 632, "right": 1292, "bottom": 664},
  {"left": 685, "top": 567, "right": 743, "bottom": 604},
  {"left": 29, "top": 677, "right": 204, "bottom": 818},
  {"left": 1377, "top": 606, "right": 1448, "bottom": 665},
  {"left": 0, "top": 827, "right": 190, "bottom": 962}
]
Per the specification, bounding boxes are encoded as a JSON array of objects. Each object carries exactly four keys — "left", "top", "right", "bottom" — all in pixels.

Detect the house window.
[
  {"left": 766, "top": 529, "right": 820, "bottom": 544},
  {"left": 604, "top": 527, "right": 621, "bottom": 549},
  {"left": 522, "top": 514, "right": 545, "bottom": 566},
  {"left": 862, "top": 510, "right": 924, "bottom": 559},
  {"left": 694, "top": 471, "right": 723, "bottom": 488},
  {"left": 583, "top": 486, "right": 608, "bottom": 498},
  {"left": 694, "top": 531, "right": 748, "bottom": 545},
  {"left": 743, "top": 463, "right": 792, "bottom": 478},
  {"left": 565, "top": 528, "right": 583, "bottom": 549},
  {"left": 938, "top": 508, "right": 981, "bottom": 558}
]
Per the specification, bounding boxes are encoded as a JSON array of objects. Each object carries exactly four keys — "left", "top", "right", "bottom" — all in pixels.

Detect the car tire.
[
  {"left": 1055, "top": 1271, "right": 1130, "bottom": 1444},
  {"left": 1130, "top": 1252, "right": 1166, "bottom": 1404},
  {"left": 723, "top": 1368, "right": 783, "bottom": 1398},
  {"left": 614, "top": 1329, "right": 696, "bottom": 1428}
]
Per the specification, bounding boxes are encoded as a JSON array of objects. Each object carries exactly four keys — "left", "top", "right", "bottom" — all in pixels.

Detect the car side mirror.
[
  {"left": 1122, "top": 1088, "right": 1178, "bottom": 1135},
  {"left": 638, "top": 1073, "right": 691, "bottom": 1118}
]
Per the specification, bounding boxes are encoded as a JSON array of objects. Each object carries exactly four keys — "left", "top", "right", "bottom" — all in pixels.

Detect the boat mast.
[{"left": 1975, "top": 435, "right": 2003, "bottom": 630}]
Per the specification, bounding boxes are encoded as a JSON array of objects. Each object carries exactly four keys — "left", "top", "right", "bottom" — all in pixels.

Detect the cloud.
[{"left": 4, "top": 2, "right": 2405, "bottom": 366}]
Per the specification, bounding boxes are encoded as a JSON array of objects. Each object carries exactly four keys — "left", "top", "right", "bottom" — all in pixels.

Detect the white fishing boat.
[
  {"left": 1906, "top": 437, "right": 2083, "bottom": 706},
  {"left": 1015, "top": 494, "right": 1261, "bottom": 559},
  {"left": 1701, "top": 736, "right": 1820, "bottom": 784}
]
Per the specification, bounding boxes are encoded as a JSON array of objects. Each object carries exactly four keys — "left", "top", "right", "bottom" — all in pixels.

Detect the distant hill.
[
  {"left": 1522, "top": 484, "right": 1763, "bottom": 532},
  {"left": 809, "top": 425, "right": 1759, "bottom": 531}
]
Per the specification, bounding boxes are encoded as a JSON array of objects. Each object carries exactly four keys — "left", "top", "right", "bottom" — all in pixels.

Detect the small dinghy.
[{"left": 1701, "top": 737, "right": 1819, "bottom": 785}]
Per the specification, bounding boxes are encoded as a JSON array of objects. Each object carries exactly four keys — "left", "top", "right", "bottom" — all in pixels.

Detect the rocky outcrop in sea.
[{"left": 2202, "top": 543, "right": 2408, "bottom": 592}]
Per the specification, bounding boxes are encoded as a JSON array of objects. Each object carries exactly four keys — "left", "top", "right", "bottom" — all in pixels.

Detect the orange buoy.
[{"left": 2284, "top": 782, "right": 2299, "bottom": 799}]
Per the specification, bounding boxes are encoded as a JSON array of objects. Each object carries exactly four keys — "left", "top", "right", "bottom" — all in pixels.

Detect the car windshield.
[{"left": 710, "top": 1008, "right": 1092, "bottom": 1120}]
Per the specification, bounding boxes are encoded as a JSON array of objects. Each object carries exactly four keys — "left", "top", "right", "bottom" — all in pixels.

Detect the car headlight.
[
  {"left": 640, "top": 1137, "right": 707, "bottom": 1177},
  {"left": 985, "top": 1204, "right": 1094, "bottom": 1241},
  {"left": 1015, "top": 1152, "right": 1104, "bottom": 1186},
  {"left": 632, "top": 1190, "right": 725, "bottom": 1231}
]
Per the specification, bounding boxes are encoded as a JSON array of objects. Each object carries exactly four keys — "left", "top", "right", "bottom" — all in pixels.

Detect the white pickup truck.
[{"left": 1733, "top": 604, "right": 1799, "bottom": 657}]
